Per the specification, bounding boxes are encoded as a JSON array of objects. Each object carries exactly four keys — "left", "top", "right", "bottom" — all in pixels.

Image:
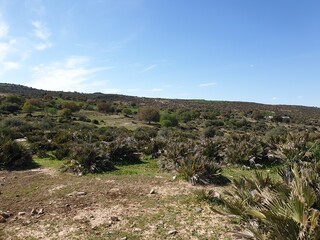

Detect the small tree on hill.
[
  {"left": 138, "top": 106, "right": 160, "bottom": 124},
  {"left": 22, "top": 102, "right": 37, "bottom": 114},
  {"left": 97, "top": 102, "right": 113, "bottom": 113}
]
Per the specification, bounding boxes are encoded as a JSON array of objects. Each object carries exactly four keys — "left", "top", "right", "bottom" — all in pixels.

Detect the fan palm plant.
[{"left": 214, "top": 163, "right": 320, "bottom": 240}]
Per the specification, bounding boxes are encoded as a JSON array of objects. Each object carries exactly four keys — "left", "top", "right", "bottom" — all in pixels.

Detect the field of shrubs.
[{"left": 1, "top": 84, "right": 320, "bottom": 239}]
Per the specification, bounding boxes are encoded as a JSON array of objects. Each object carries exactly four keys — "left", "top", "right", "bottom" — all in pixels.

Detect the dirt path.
[{"left": 0, "top": 168, "right": 236, "bottom": 239}]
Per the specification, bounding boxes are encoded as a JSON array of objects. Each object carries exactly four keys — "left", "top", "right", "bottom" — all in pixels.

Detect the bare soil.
[{"left": 0, "top": 166, "right": 237, "bottom": 240}]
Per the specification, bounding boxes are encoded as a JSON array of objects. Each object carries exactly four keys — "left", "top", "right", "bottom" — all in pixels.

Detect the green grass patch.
[
  {"left": 222, "top": 165, "right": 280, "bottom": 181},
  {"left": 109, "top": 158, "right": 159, "bottom": 176},
  {"left": 33, "top": 157, "right": 64, "bottom": 169}
]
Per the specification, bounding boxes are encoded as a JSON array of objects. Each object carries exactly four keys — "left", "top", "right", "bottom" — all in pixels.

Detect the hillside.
[{"left": 1, "top": 83, "right": 320, "bottom": 121}]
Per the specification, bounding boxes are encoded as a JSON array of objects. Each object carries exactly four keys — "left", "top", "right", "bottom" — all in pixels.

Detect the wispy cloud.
[
  {"left": 0, "top": 19, "right": 19, "bottom": 74},
  {"left": 32, "top": 20, "right": 52, "bottom": 50},
  {"left": 0, "top": 38, "right": 20, "bottom": 74},
  {"left": 32, "top": 21, "right": 50, "bottom": 40},
  {"left": 0, "top": 21, "right": 9, "bottom": 38},
  {"left": 199, "top": 82, "right": 216, "bottom": 87},
  {"left": 150, "top": 88, "right": 163, "bottom": 92},
  {"left": 28, "top": 56, "right": 113, "bottom": 92},
  {"left": 34, "top": 42, "right": 52, "bottom": 50},
  {"left": 141, "top": 64, "right": 156, "bottom": 73},
  {"left": 272, "top": 96, "right": 278, "bottom": 100},
  {"left": 3, "top": 61, "right": 20, "bottom": 70}
]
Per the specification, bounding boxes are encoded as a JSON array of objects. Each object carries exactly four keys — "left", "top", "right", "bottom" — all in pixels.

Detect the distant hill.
[{"left": 0, "top": 83, "right": 319, "bottom": 121}]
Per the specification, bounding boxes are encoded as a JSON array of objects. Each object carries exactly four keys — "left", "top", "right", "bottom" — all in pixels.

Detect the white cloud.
[
  {"left": 32, "top": 21, "right": 51, "bottom": 40},
  {"left": 199, "top": 82, "right": 216, "bottom": 87},
  {"left": 28, "top": 56, "right": 112, "bottom": 92},
  {"left": 3, "top": 61, "right": 20, "bottom": 70},
  {"left": 150, "top": 88, "right": 163, "bottom": 92},
  {"left": 66, "top": 56, "right": 89, "bottom": 68},
  {"left": 0, "top": 21, "right": 9, "bottom": 38},
  {"left": 34, "top": 42, "right": 52, "bottom": 50},
  {"left": 272, "top": 97, "right": 278, "bottom": 100},
  {"left": 31, "top": 21, "right": 52, "bottom": 51},
  {"left": 141, "top": 64, "right": 156, "bottom": 73},
  {"left": 0, "top": 42, "right": 10, "bottom": 60},
  {"left": 0, "top": 39, "right": 20, "bottom": 73}
]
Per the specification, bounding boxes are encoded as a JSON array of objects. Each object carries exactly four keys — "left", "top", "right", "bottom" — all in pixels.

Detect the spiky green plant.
[
  {"left": 214, "top": 163, "right": 320, "bottom": 240},
  {"left": 223, "top": 133, "right": 266, "bottom": 165},
  {"left": 162, "top": 139, "right": 229, "bottom": 185},
  {"left": 276, "top": 133, "right": 310, "bottom": 164}
]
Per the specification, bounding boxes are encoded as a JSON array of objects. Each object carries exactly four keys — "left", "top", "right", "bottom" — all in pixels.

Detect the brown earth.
[{"left": 0, "top": 167, "right": 239, "bottom": 240}]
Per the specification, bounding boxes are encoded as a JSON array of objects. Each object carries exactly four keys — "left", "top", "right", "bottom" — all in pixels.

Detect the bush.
[
  {"left": 203, "top": 126, "right": 216, "bottom": 138},
  {"left": 133, "top": 127, "right": 158, "bottom": 141},
  {"left": 61, "top": 144, "right": 114, "bottom": 174},
  {"left": 122, "top": 108, "right": 132, "bottom": 116},
  {"left": 108, "top": 140, "right": 140, "bottom": 165},
  {"left": 61, "top": 102, "right": 80, "bottom": 112},
  {"left": 0, "top": 138, "right": 33, "bottom": 170},
  {"left": 53, "top": 146, "right": 70, "bottom": 160},
  {"left": 214, "top": 163, "right": 320, "bottom": 239},
  {"left": 1, "top": 118, "right": 34, "bottom": 134},
  {"left": 97, "top": 102, "right": 113, "bottom": 113},
  {"left": 0, "top": 103, "right": 20, "bottom": 113},
  {"left": 160, "top": 113, "right": 179, "bottom": 127},
  {"left": 162, "top": 140, "right": 229, "bottom": 185},
  {"left": 138, "top": 106, "right": 160, "bottom": 124},
  {"left": 223, "top": 134, "right": 266, "bottom": 165},
  {"left": 92, "top": 119, "right": 99, "bottom": 124}
]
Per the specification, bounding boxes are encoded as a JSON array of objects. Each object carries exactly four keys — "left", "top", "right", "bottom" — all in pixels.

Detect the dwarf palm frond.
[{"left": 214, "top": 163, "right": 320, "bottom": 240}]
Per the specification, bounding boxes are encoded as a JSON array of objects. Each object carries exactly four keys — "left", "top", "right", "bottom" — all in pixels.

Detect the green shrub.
[
  {"left": 53, "top": 146, "right": 70, "bottom": 160},
  {"left": 0, "top": 103, "right": 21, "bottom": 113},
  {"left": 160, "top": 113, "right": 179, "bottom": 127},
  {"left": 1, "top": 118, "right": 34, "bottom": 134},
  {"left": 92, "top": 119, "right": 99, "bottom": 124},
  {"left": 61, "top": 144, "right": 114, "bottom": 174},
  {"left": 122, "top": 108, "right": 132, "bottom": 116},
  {"left": 223, "top": 134, "right": 266, "bottom": 165},
  {"left": 133, "top": 127, "right": 158, "bottom": 141},
  {"left": 0, "top": 138, "right": 33, "bottom": 170},
  {"left": 162, "top": 140, "right": 229, "bottom": 185},
  {"left": 53, "top": 131, "right": 73, "bottom": 144},
  {"left": 108, "top": 140, "right": 140, "bottom": 165},
  {"left": 203, "top": 126, "right": 216, "bottom": 138},
  {"left": 214, "top": 163, "right": 320, "bottom": 239}
]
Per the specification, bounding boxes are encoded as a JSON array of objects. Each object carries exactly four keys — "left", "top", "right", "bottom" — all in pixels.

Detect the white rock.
[{"left": 168, "top": 229, "right": 178, "bottom": 235}]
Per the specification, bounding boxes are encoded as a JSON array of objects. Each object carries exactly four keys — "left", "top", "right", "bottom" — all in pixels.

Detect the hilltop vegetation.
[{"left": 1, "top": 83, "right": 320, "bottom": 239}]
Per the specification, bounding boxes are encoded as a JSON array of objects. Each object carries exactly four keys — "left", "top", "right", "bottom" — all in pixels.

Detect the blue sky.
[{"left": 0, "top": 0, "right": 320, "bottom": 106}]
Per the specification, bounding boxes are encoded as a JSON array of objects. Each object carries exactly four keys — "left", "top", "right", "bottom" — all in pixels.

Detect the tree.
[
  {"left": 138, "top": 106, "right": 160, "bottom": 124},
  {"left": 61, "top": 101, "right": 80, "bottom": 112},
  {"left": 22, "top": 102, "right": 37, "bottom": 114},
  {"left": 97, "top": 102, "right": 113, "bottom": 113}
]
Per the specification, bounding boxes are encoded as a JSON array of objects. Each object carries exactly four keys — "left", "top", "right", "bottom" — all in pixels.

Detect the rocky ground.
[{"left": 0, "top": 161, "right": 238, "bottom": 240}]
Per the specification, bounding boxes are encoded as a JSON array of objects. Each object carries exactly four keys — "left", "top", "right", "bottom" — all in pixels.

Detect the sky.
[{"left": 0, "top": 0, "right": 320, "bottom": 106}]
